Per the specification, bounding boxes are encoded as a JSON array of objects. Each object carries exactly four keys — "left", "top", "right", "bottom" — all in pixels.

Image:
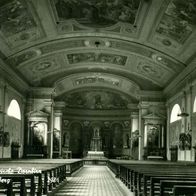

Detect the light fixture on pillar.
[{"left": 94, "top": 41, "right": 100, "bottom": 48}]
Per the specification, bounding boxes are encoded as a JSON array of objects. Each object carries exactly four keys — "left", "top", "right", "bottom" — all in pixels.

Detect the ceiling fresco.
[
  {"left": 0, "top": 0, "right": 195, "bottom": 97},
  {"left": 67, "top": 52, "right": 127, "bottom": 65},
  {"left": 52, "top": 0, "right": 141, "bottom": 27},
  {"left": 0, "top": 0, "right": 43, "bottom": 47},
  {"left": 62, "top": 90, "right": 133, "bottom": 110},
  {"left": 156, "top": 0, "right": 196, "bottom": 44},
  {"left": 73, "top": 75, "right": 121, "bottom": 87}
]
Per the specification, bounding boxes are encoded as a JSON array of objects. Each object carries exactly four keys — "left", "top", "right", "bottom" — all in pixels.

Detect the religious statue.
[{"left": 90, "top": 126, "right": 102, "bottom": 151}]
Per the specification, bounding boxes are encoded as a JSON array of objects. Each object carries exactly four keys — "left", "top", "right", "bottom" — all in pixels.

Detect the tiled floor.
[{"left": 54, "top": 165, "right": 133, "bottom": 196}]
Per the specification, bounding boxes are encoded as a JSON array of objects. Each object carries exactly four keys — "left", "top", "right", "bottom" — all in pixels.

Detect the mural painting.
[
  {"left": 147, "top": 125, "right": 159, "bottom": 148},
  {"left": 67, "top": 53, "right": 127, "bottom": 66},
  {"left": 156, "top": 0, "right": 196, "bottom": 43},
  {"left": 64, "top": 91, "right": 130, "bottom": 110},
  {"left": 53, "top": 0, "right": 141, "bottom": 27},
  {"left": 31, "top": 122, "right": 47, "bottom": 146}
]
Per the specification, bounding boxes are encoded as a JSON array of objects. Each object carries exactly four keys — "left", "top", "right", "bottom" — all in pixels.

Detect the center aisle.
[{"left": 54, "top": 165, "right": 133, "bottom": 196}]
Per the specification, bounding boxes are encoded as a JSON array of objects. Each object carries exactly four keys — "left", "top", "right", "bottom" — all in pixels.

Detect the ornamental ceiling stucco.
[{"left": 0, "top": 0, "right": 195, "bottom": 100}]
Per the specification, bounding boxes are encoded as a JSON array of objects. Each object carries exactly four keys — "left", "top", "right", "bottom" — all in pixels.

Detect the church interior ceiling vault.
[{"left": 0, "top": 0, "right": 195, "bottom": 100}]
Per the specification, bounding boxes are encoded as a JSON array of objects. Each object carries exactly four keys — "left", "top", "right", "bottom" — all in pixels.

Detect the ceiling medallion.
[
  {"left": 35, "top": 61, "right": 52, "bottom": 71},
  {"left": 20, "top": 32, "right": 30, "bottom": 40},
  {"left": 137, "top": 62, "right": 161, "bottom": 79},
  {"left": 162, "top": 39, "right": 171, "bottom": 46}
]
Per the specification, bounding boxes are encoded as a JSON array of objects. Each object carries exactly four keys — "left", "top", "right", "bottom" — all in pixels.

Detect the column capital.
[
  {"left": 130, "top": 112, "right": 139, "bottom": 118},
  {"left": 28, "top": 87, "right": 55, "bottom": 98}
]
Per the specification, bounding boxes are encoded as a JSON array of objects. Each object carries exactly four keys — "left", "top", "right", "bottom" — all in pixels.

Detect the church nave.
[{"left": 54, "top": 165, "right": 132, "bottom": 196}]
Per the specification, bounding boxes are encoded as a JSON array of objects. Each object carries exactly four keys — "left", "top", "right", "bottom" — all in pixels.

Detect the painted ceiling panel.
[
  {"left": 0, "top": 0, "right": 44, "bottom": 47},
  {"left": 52, "top": 0, "right": 141, "bottom": 27},
  {"left": 156, "top": 0, "right": 196, "bottom": 44},
  {"left": 0, "top": 0, "right": 195, "bottom": 96}
]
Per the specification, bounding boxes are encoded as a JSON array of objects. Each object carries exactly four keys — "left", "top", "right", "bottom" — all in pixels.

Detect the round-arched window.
[
  {"left": 7, "top": 99, "right": 21, "bottom": 120},
  {"left": 170, "top": 104, "right": 181, "bottom": 123},
  {"left": 193, "top": 97, "right": 196, "bottom": 113}
]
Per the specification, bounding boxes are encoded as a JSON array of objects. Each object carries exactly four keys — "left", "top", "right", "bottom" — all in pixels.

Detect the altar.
[
  {"left": 90, "top": 126, "right": 102, "bottom": 151},
  {"left": 84, "top": 126, "right": 107, "bottom": 164},
  {"left": 86, "top": 151, "right": 105, "bottom": 159}
]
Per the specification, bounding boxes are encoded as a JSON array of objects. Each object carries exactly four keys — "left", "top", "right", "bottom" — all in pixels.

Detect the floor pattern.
[{"left": 54, "top": 165, "right": 133, "bottom": 196}]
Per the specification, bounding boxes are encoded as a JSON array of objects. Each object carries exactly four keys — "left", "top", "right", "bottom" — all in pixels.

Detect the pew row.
[
  {"left": 107, "top": 160, "right": 196, "bottom": 196},
  {"left": 0, "top": 159, "right": 83, "bottom": 196}
]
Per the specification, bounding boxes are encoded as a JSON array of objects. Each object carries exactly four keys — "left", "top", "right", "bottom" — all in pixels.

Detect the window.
[
  {"left": 193, "top": 97, "right": 196, "bottom": 113},
  {"left": 170, "top": 104, "right": 181, "bottom": 123},
  {"left": 7, "top": 99, "right": 21, "bottom": 120}
]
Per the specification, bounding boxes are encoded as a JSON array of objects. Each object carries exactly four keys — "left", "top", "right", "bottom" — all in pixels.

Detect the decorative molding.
[
  {"left": 29, "top": 87, "right": 55, "bottom": 97},
  {"left": 0, "top": 59, "right": 29, "bottom": 94},
  {"left": 164, "top": 58, "right": 196, "bottom": 98}
]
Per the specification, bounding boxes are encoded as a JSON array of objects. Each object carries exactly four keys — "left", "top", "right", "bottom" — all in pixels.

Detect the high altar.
[
  {"left": 87, "top": 126, "right": 104, "bottom": 159},
  {"left": 90, "top": 126, "right": 102, "bottom": 151}
]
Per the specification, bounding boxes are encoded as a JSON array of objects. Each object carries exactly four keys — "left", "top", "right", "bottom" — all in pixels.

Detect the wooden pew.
[
  {"left": 0, "top": 159, "right": 83, "bottom": 195},
  {"left": 0, "top": 178, "right": 13, "bottom": 196},
  {"left": 108, "top": 160, "right": 196, "bottom": 196},
  {"left": 0, "top": 175, "right": 26, "bottom": 196},
  {"left": 173, "top": 185, "right": 196, "bottom": 195},
  {"left": 160, "top": 180, "right": 196, "bottom": 196}
]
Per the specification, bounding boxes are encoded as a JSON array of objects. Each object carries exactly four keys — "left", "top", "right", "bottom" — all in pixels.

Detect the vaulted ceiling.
[{"left": 0, "top": 0, "right": 195, "bottom": 101}]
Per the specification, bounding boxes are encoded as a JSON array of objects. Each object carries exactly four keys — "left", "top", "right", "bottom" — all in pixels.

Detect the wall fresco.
[
  {"left": 64, "top": 91, "right": 131, "bottom": 110},
  {"left": 156, "top": 0, "right": 196, "bottom": 43},
  {"left": 53, "top": 0, "right": 141, "bottom": 27}
]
